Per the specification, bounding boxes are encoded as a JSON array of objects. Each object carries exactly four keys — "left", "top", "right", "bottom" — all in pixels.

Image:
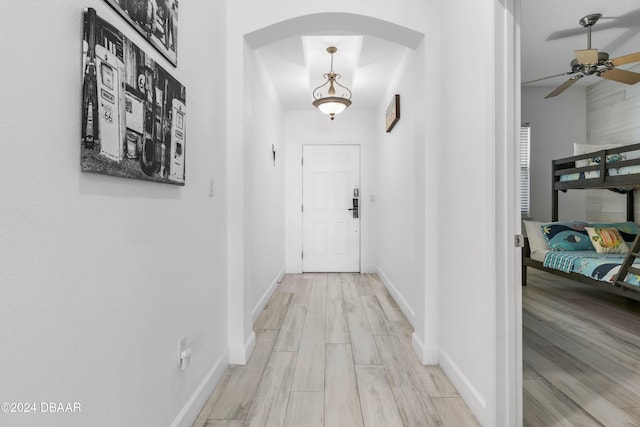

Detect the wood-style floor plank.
[
  {"left": 523, "top": 270, "right": 640, "bottom": 426},
  {"left": 372, "top": 284, "right": 405, "bottom": 322},
  {"left": 306, "top": 274, "right": 328, "bottom": 321},
  {"left": 523, "top": 387, "right": 570, "bottom": 427},
  {"left": 289, "top": 278, "right": 313, "bottom": 306},
  {"left": 326, "top": 298, "right": 349, "bottom": 344},
  {"left": 524, "top": 312, "right": 640, "bottom": 400},
  {"left": 243, "top": 351, "right": 296, "bottom": 427},
  {"left": 432, "top": 397, "right": 481, "bottom": 427},
  {"left": 192, "top": 370, "right": 233, "bottom": 427},
  {"left": 254, "top": 291, "right": 292, "bottom": 330},
  {"left": 291, "top": 317, "right": 325, "bottom": 392},
  {"left": 324, "top": 344, "right": 364, "bottom": 427},
  {"left": 273, "top": 303, "right": 306, "bottom": 352},
  {"left": 209, "top": 330, "right": 278, "bottom": 420},
  {"left": 355, "top": 365, "right": 404, "bottom": 427},
  {"left": 523, "top": 362, "right": 542, "bottom": 380},
  {"left": 525, "top": 325, "right": 640, "bottom": 409},
  {"left": 361, "top": 295, "right": 394, "bottom": 336},
  {"left": 524, "top": 378, "right": 601, "bottom": 427},
  {"left": 344, "top": 299, "right": 382, "bottom": 364},
  {"left": 524, "top": 341, "right": 639, "bottom": 426},
  {"left": 341, "top": 274, "right": 360, "bottom": 304},
  {"left": 291, "top": 272, "right": 328, "bottom": 391},
  {"left": 525, "top": 290, "right": 640, "bottom": 371},
  {"left": 414, "top": 365, "right": 460, "bottom": 398},
  {"left": 386, "top": 318, "right": 425, "bottom": 367},
  {"left": 625, "top": 407, "right": 640, "bottom": 420},
  {"left": 283, "top": 391, "right": 323, "bottom": 427},
  {"left": 193, "top": 273, "right": 476, "bottom": 427},
  {"left": 375, "top": 335, "right": 408, "bottom": 367},
  {"left": 204, "top": 421, "right": 244, "bottom": 427},
  {"left": 384, "top": 363, "right": 443, "bottom": 427},
  {"left": 353, "top": 273, "right": 374, "bottom": 296},
  {"left": 327, "top": 273, "right": 343, "bottom": 299}
]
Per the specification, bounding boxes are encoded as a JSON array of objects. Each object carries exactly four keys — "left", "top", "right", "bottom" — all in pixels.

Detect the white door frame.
[
  {"left": 494, "top": 0, "right": 522, "bottom": 425},
  {"left": 299, "top": 143, "right": 364, "bottom": 274},
  {"left": 301, "top": 144, "right": 362, "bottom": 273}
]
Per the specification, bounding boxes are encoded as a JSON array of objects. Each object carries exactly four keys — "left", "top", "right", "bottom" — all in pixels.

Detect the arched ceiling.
[{"left": 246, "top": 13, "right": 422, "bottom": 111}]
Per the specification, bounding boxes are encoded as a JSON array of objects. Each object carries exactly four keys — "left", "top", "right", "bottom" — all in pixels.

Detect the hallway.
[{"left": 192, "top": 273, "right": 479, "bottom": 427}]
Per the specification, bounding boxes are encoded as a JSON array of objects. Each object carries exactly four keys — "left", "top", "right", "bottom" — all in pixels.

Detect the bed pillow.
[
  {"left": 523, "top": 220, "right": 549, "bottom": 253},
  {"left": 589, "top": 221, "right": 638, "bottom": 244},
  {"left": 541, "top": 221, "right": 592, "bottom": 251},
  {"left": 585, "top": 227, "right": 629, "bottom": 254}
]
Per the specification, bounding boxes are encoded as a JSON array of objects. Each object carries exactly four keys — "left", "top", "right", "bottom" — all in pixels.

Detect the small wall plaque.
[{"left": 385, "top": 94, "right": 400, "bottom": 133}]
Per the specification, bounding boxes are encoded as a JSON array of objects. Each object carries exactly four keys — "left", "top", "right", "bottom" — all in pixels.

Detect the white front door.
[{"left": 302, "top": 145, "right": 360, "bottom": 272}]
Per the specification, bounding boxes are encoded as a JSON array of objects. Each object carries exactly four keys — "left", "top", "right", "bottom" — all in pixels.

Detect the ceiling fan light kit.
[
  {"left": 312, "top": 46, "right": 352, "bottom": 120},
  {"left": 524, "top": 12, "right": 640, "bottom": 99}
]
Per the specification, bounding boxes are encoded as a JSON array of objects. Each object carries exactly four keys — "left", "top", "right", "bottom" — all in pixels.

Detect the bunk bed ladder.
[{"left": 613, "top": 234, "right": 640, "bottom": 291}]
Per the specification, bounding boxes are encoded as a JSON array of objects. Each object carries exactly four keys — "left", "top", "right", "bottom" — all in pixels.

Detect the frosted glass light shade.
[{"left": 313, "top": 97, "right": 351, "bottom": 117}]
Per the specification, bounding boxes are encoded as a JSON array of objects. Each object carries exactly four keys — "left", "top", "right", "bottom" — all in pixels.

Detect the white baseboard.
[
  {"left": 412, "top": 333, "right": 439, "bottom": 365},
  {"left": 363, "top": 264, "right": 377, "bottom": 274},
  {"left": 170, "top": 349, "right": 229, "bottom": 427},
  {"left": 252, "top": 267, "right": 285, "bottom": 324},
  {"left": 374, "top": 267, "right": 415, "bottom": 323},
  {"left": 229, "top": 330, "right": 256, "bottom": 365},
  {"left": 439, "top": 349, "right": 487, "bottom": 426}
]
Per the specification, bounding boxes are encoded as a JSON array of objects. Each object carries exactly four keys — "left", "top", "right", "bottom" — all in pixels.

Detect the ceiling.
[
  {"left": 255, "top": 1, "right": 640, "bottom": 112},
  {"left": 256, "top": 34, "right": 409, "bottom": 111},
  {"left": 521, "top": 0, "right": 640, "bottom": 89}
]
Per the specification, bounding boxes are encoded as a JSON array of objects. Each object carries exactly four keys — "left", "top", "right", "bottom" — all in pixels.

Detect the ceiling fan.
[{"left": 524, "top": 13, "right": 640, "bottom": 99}]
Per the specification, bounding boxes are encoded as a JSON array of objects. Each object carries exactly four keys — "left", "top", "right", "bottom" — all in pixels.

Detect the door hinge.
[
  {"left": 301, "top": 157, "right": 304, "bottom": 166},
  {"left": 515, "top": 234, "right": 524, "bottom": 248},
  {"left": 301, "top": 251, "right": 304, "bottom": 259},
  {"left": 301, "top": 204, "right": 304, "bottom": 212}
]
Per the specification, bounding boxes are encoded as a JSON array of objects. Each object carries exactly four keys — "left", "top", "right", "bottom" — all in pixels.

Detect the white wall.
[
  {"left": 284, "top": 109, "right": 376, "bottom": 274},
  {"left": 435, "top": 2, "right": 503, "bottom": 425},
  {"left": 586, "top": 64, "right": 640, "bottom": 222},
  {"left": 521, "top": 87, "right": 587, "bottom": 221},
  {"left": 372, "top": 46, "right": 432, "bottom": 358},
  {"left": 0, "top": 2, "right": 228, "bottom": 427},
  {"left": 245, "top": 52, "right": 286, "bottom": 321}
]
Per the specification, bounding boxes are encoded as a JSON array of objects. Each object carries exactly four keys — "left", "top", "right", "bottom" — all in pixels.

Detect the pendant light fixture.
[{"left": 312, "top": 47, "right": 352, "bottom": 120}]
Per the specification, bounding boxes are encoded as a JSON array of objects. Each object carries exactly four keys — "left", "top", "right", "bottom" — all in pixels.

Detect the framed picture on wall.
[
  {"left": 385, "top": 94, "right": 400, "bottom": 132},
  {"left": 103, "top": 0, "right": 178, "bottom": 66},
  {"left": 81, "top": 8, "right": 186, "bottom": 185}
]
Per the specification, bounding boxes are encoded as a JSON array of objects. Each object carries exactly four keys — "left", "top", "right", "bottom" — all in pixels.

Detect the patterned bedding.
[
  {"left": 559, "top": 165, "right": 640, "bottom": 182},
  {"left": 543, "top": 251, "right": 640, "bottom": 287}
]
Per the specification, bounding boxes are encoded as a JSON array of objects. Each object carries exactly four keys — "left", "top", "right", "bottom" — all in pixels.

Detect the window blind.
[{"left": 520, "top": 123, "right": 531, "bottom": 217}]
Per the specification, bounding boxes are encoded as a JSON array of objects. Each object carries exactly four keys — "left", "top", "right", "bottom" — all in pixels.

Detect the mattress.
[
  {"left": 543, "top": 250, "right": 640, "bottom": 287},
  {"left": 530, "top": 249, "right": 548, "bottom": 263}
]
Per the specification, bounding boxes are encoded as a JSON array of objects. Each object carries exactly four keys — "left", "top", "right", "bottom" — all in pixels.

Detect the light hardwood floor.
[
  {"left": 193, "top": 273, "right": 479, "bottom": 427},
  {"left": 523, "top": 269, "right": 640, "bottom": 427}
]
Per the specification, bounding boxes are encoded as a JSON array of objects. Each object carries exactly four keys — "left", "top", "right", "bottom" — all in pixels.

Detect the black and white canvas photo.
[
  {"left": 103, "top": 0, "right": 178, "bottom": 66},
  {"left": 81, "top": 8, "right": 186, "bottom": 185}
]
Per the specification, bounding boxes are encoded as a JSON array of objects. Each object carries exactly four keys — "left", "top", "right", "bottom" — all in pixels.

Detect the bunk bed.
[{"left": 522, "top": 143, "right": 640, "bottom": 301}]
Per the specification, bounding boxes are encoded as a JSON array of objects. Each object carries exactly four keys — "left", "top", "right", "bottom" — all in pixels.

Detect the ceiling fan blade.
[
  {"left": 547, "top": 27, "right": 587, "bottom": 41},
  {"left": 544, "top": 75, "right": 583, "bottom": 99},
  {"left": 575, "top": 49, "right": 599, "bottom": 65},
  {"left": 610, "top": 51, "right": 640, "bottom": 67},
  {"left": 522, "top": 72, "right": 572, "bottom": 85},
  {"left": 600, "top": 68, "right": 640, "bottom": 85}
]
